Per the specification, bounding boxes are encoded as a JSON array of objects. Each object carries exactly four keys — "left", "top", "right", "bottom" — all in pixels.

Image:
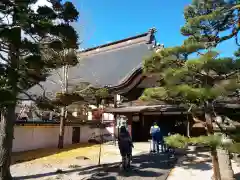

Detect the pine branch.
[
  {"left": 17, "top": 90, "right": 36, "bottom": 101},
  {"left": 217, "top": 27, "right": 240, "bottom": 45},
  {"left": 214, "top": 70, "right": 239, "bottom": 80},
  {"left": 0, "top": 53, "right": 8, "bottom": 63},
  {"left": 230, "top": 4, "right": 240, "bottom": 11},
  {"left": 0, "top": 44, "right": 9, "bottom": 53},
  {"left": 193, "top": 116, "right": 206, "bottom": 125}
]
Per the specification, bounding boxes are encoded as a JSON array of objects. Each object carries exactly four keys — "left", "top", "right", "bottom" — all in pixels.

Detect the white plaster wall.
[
  {"left": 12, "top": 125, "right": 114, "bottom": 152},
  {"left": 80, "top": 126, "right": 99, "bottom": 143},
  {"left": 12, "top": 126, "right": 72, "bottom": 152},
  {"left": 102, "top": 113, "right": 114, "bottom": 121},
  {"left": 79, "top": 125, "right": 114, "bottom": 143}
]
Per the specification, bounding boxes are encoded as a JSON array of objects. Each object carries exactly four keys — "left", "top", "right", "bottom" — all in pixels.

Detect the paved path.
[
  {"left": 11, "top": 142, "right": 176, "bottom": 180},
  {"left": 167, "top": 146, "right": 240, "bottom": 180},
  {"left": 167, "top": 149, "right": 212, "bottom": 180},
  {"left": 85, "top": 153, "right": 176, "bottom": 180}
]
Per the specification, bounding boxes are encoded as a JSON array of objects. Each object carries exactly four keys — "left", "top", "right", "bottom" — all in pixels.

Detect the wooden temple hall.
[
  {"left": 98, "top": 28, "right": 240, "bottom": 142},
  {"left": 76, "top": 27, "right": 238, "bottom": 142},
  {"left": 103, "top": 57, "right": 193, "bottom": 142},
  {"left": 96, "top": 28, "right": 192, "bottom": 142},
  {"left": 106, "top": 103, "right": 189, "bottom": 142},
  {"left": 27, "top": 28, "right": 240, "bottom": 142},
  {"left": 65, "top": 27, "right": 190, "bottom": 142}
]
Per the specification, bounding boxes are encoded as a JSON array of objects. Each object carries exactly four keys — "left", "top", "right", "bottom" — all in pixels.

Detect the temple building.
[{"left": 23, "top": 28, "right": 240, "bottom": 143}]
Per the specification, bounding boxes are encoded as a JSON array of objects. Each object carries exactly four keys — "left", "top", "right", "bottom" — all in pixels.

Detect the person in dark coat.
[
  {"left": 118, "top": 126, "right": 133, "bottom": 162},
  {"left": 160, "top": 126, "right": 168, "bottom": 152}
]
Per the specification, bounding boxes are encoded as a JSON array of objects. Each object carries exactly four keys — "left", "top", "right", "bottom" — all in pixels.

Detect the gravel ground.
[
  {"left": 86, "top": 153, "right": 176, "bottom": 180},
  {"left": 232, "top": 155, "right": 240, "bottom": 180},
  {"left": 11, "top": 142, "right": 176, "bottom": 180},
  {"left": 167, "top": 147, "right": 240, "bottom": 180},
  {"left": 11, "top": 153, "right": 175, "bottom": 180}
]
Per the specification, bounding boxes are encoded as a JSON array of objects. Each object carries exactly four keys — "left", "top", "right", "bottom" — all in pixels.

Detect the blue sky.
[{"left": 73, "top": 0, "right": 237, "bottom": 57}]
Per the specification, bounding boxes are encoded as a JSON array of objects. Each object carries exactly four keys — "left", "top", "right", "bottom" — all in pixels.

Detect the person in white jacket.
[{"left": 150, "top": 122, "right": 161, "bottom": 153}]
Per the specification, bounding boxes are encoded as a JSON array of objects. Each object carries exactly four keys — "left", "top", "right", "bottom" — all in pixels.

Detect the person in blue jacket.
[{"left": 150, "top": 122, "right": 161, "bottom": 153}]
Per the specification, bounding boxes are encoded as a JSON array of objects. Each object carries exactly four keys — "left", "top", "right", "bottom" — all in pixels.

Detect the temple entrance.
[
  {"left": 131, "top": 114, "right": 187, "bottom": 142},
  {"left": 132, "top": 120, "right": 142, "bottom": 142},
  {"left": 72, "top": 127, "right": 80, "bottom": 144}
]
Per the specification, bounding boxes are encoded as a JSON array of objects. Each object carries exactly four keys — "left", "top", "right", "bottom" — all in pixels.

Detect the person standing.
[
  {"left": 150, "top": 122, "right": 160, "bottom": 153},
  {"left": 160, "top": 125, "right": 168, "bottom": 152},
  {"left": 118, "top": 126, "right": 134, "bottom": 168}
]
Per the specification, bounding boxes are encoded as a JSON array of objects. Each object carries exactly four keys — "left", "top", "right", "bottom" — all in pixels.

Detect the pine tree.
[
  {"left": 0, "top": 0, "right": 79, "bottom": 179},
  {"left": 47, "top": 49, "right": 79, "bottom": 149},
  {"left": 141, "top": 1, "right": 240, "bottom": 180},
  {"left": 73, "top": 84, "right": 109, "bottom": 166},
  {"left": 55, "top": 81, "right": 109, "bottom": 148}
]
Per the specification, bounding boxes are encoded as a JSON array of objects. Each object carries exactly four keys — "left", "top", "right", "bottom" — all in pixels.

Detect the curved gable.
[{"left": 26, "top": 28, "right": 156, "bottom": 99}]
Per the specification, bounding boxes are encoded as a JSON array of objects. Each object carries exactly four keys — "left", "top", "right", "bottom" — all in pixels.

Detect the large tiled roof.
[
  {"left": 69, "top": 43, "right": 152, "bottom": 86},
  {"left": 27, "top": 28, "right": 156, "bottom": 99}
]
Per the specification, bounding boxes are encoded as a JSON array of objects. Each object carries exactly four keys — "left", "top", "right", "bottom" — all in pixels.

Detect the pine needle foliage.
[{"left": 141, "top": 0, "right": 240, "bottom": 151}]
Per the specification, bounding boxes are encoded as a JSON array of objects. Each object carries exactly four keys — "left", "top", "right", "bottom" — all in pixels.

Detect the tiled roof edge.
[{"left": 79, "top": 28, "right": 157, "bottom": 53}]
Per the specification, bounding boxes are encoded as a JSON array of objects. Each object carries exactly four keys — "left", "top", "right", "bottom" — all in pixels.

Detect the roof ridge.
[{"left": 80, "top": 28, "right": 156, "bottom": 53}]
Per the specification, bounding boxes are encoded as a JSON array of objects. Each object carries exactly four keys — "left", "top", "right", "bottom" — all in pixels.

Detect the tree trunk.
[
  {"left": 0, "top": 105, "right": 16, "bottom": 180},
  {"left": 187, "top": 114, "right": 190, "bottom": 137},
  {"left": 0, "top": 7, "right": 20, "bottom": 180},
  {"left": 58, "top": 65, "right": 68, "bottom": 149},
  {"left": 205, "top": 112, "right": 221, "bottom": 180},
  {"left": 211, "top": 147, "right": 221, "bottom": 180},
  {"left": 98, "top": 127, "right": 103, "bottom": 166},
  {"left": 58, "top": 107, "right": 66, "bottom": 149},
  {"left": 217, "top": 148, "right": 235, "bottom": 180}
]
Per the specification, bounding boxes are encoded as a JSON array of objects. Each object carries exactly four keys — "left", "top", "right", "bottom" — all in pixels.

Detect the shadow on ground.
[
  {"left": 235, "top": 172, "right": 240, "bottom": 180},
  {"left": 177, "top": 146, "right": 212, "bottom": 171},
  {"left": 13, "top": 152, "right": 177, "bottom": 180},
  {"left": 11, "top": 143, "right": 95, "bottom": 165},
  {"left": 181, "top": 160, "right": 212, "bottom": 171}
]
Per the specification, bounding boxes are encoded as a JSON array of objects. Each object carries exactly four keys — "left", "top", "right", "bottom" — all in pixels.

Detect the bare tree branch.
[
  {"left": 17, "top": 90, "right": 37, "bottom": 101},
  {"left": 47, "top": 79, "right": 61, "bottom": 85},
  {"left": 55, "top": 69, "right": 64, "bottom": 88},
  {"left": 74, "top": 84, "right": 93, "bottom": 93}
]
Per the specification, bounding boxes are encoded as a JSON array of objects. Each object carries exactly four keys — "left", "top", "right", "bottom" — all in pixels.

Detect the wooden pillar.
[
  {"left": 113, "top": 114, "right": 117, "bottom": 145},
  {"left": 113, "top": 94, "right": 120, "bottom": 144},
  {"left": 140, "top": 113, "right": 144, "bottom": 126},
  {"left": 139, "top": 113, "right": 143, "bottom": 141}
]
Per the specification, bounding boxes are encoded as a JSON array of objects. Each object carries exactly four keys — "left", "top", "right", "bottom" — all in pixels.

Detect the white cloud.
[
  {"left": 31, "top": 0, "right": 52, "bottom": 12},
  {"left": 31, "top": 0, "right": 62, "bottom": 25},
  {"left": 0, "top": 0, "right": 52, "bottom": 25}
]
